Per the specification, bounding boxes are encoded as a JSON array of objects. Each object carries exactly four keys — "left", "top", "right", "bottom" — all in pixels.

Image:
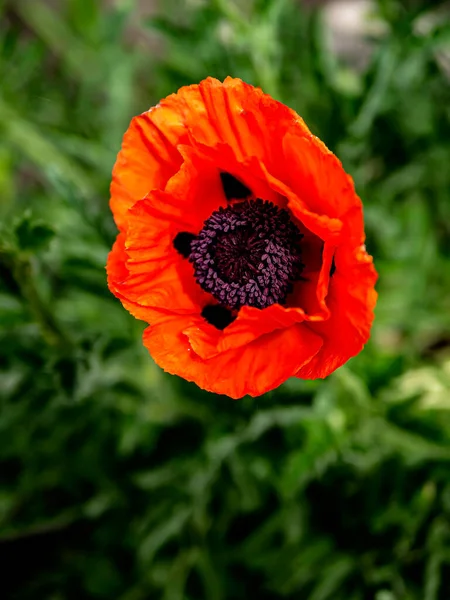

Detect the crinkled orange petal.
[
  {"left": 259, "top": 162, "right": 344, "bottom": 243},
  {"left": 185, "top": 141, "right": 284, "bottom": 207},
  {"left": 179, "top": 77, "right": 310, "bottom": 166},
  {"left": 283, "top": 131, "right": 361, "bottom": 220},
  {"left": 143, "top": 317, "right": 323, "bottom": 398},
  {"left": 107, "top": 232, "right": 170, "bottom": 323},
  {"left": 289, "top": 240, "right": 334, "bottom": 321},
  {"left": 165, "top": 145, "right": 235, "bottom": 226},
  {"left": 108, "top": 190, "right": 210, "bottom": 319},
  {"left": 296, "top": 245, "right": 377, "bottom": 379},
  {"left": 184, "top": 303, "right": 307, "bottom": 360},
  {"left": 110, "top": 109, "right": 186, "bottom": 231}
]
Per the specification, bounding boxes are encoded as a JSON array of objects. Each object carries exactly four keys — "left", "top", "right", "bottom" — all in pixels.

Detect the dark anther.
[
  {"left": 220, "top": 172, "right": 251, "bottom": 201},
  {"left": 190, "top": 199, "right": 304, "bottom": 310},
  {"left": 173, "top": 231, "right": 197, "bottom": 258},
  {"left": 330, "top": 256, "right": 336, "bottom": 277},
  {"left": 201, "top": 305, "right": 236, "bottom": 330}
]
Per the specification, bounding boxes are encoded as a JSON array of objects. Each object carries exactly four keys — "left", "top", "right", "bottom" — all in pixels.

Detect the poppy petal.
[
  {"left": 143, "top": 317, "right": 323, "bottom": 398},
  {"left": 165, "top": 145, "right": 230, "bottom": 226},
  {"left": 183, "top": 77, "right": 302, "bottom": 164},
  {"left": 107, "top": 233, "right": 168, "bottom": 323},
  {"left": 184, "top": 303, "right": 307, "bottom": 360},
  {"left": 289, "top": 240, "right": 334, "bottom": 321},
  {"left": 187, "top": 141, "right": 284, "bottom": 207},
  {"left": 110, "top": 108, "right": 186, "bottom": 231},
  {"left": 108, "top": 191, "right": 210, "bottom": 317},
  {"left": 282, "top": 131, "right": 362, "bottom": 223},
  {"left": 296, "top": 245, "right": 377, "bottom": 379}
]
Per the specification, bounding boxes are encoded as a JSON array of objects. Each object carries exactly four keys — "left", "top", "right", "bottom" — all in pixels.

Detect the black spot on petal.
[
  {"left": 202, "top": 305, "right": 236, "bottom": 330},
  {"left": 173, "top": 231, "right": 197, "bottom": 258},
  {"left": 220, "top": 172, "right": 251, "bottom": 200},
  {"left": 330, "top": 257, "right": 336, "bottom": 277}
]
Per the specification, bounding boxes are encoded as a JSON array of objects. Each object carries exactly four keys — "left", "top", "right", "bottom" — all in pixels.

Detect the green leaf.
[{"left": 14, "top": 211, "right": 55, "bottom": 252}]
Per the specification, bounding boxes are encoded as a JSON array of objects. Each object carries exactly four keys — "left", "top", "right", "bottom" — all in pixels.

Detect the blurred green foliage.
[{"left": 1, "top": 0, "right": 450, "bottom": 598}]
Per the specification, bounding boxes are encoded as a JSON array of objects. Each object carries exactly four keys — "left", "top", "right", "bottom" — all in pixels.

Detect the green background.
[{"left": 1, "top": 0, "right": 450, "bottom": 598}]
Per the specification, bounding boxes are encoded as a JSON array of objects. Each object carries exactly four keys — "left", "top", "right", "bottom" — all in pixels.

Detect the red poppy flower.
[{"left": 107, "top": 77, "right": 377, "bottom": 399}]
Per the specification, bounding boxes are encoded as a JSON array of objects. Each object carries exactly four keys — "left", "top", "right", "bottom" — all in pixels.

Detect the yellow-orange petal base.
[{"left": 107, "top": 76, "right": 377, "bottom": 399}]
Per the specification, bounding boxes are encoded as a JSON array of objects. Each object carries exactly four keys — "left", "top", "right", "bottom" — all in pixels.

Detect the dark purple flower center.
[{"left": 189, "top": 199, "right": 303, "bottom": 310}]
